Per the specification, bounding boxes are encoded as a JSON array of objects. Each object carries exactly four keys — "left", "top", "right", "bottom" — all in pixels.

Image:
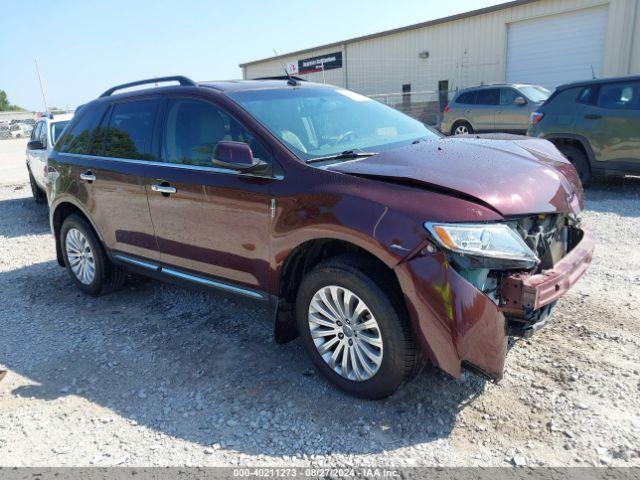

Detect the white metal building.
[{"left": 240, "top": 0, "right": 640, "bottom": 96}]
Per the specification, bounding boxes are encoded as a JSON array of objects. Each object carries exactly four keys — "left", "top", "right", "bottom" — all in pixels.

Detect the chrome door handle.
[
  {"left": 80, "top": 172, "right": 96, "bottom": 182},
  {"left": 151, "top": 184, "right": 177, "bottom": 194}
]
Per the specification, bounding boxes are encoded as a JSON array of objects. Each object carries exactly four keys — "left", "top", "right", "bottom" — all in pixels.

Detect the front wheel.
[{"left": 296, "top": 256, "right": 420, "bottom": 399}]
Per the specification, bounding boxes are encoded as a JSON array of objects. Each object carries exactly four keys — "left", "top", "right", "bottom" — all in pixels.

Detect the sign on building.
[
  {"left": 297, "top": 52, "right": 343, "bottom": 74},
  {"left": 286, "top": 62, "right": 298, "bottom": 75}
]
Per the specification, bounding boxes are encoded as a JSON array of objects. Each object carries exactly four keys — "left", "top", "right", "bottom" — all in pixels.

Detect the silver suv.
[{"left": 441, "top": 84, "right": 550, "bottom": 136}]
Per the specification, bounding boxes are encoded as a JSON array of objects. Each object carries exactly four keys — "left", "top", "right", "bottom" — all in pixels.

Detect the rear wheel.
[
  {"left": 296, "top": 256, "right": 420, "bottom": 399},
  {"left": 452, "top": 121, "right": 473, "bottom": 136},
  {"left": 29, "top": 170, "right": 46, "bottom": 204},
  {"left": 558, "top": 144, "right": 591, "bottom": 186},
  {"left": 60, "top": 214, "right": 126, "bottom": 296}
]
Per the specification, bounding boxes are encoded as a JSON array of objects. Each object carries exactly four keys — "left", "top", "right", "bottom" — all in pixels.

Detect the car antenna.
[
  {"left": 273, "top": 48, "right": 298, "bottom": 86},
  {"left": 590, "top": 64, "right": 596, "bottom": 79}
]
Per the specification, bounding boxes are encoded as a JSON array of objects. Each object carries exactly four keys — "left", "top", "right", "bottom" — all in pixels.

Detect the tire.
[
  {"left": 60, "top": 214, "right": 126, "bottom": 296},
  {"left": 296, "top": 255, "right": 421, "bottom": 399},
  {"left": 28, "top": 170, "right": 46, "bottom": 204},
  {"left": 558, "top": 144, "right": 591, "bottom": 186},
  {"left": 451, "top": 121, "right": 473, "bottom": 136}
]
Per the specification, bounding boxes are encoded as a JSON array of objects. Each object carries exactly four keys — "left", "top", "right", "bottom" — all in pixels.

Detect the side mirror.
[
  {"left": 212, "top": 141, "right": 267, "bottom": 172},
  {"left": 27, "top": 140, "right": 45, "bottom": 150},
  {"left": 514, "top": 96, "right": 527, "bottom": 106}
]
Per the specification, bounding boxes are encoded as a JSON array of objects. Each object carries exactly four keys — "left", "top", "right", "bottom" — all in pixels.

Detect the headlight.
[{"left": 424, "top": 222, "right": 539, "bottom": 269}]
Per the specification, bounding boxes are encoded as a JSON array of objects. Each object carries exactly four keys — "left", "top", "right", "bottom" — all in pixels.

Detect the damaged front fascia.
[
  {"left": 394, "top": 241, "right": 509, "bottom": 381},
  {"left": 500, "top": 229, "right": 595, "bottom": 316}
]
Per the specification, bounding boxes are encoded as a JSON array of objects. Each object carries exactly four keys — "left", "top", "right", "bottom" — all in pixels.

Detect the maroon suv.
[{"left": 47, "top": 76, "right": 595, "bottom": 399}]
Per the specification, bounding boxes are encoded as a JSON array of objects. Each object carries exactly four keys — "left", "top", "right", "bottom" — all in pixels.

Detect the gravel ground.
[
  {"left": 0, "top": 138, "right": 29, "bottom": 186},
  {"left": 0, "top": 171, "right": 639, "bottom": 467}
]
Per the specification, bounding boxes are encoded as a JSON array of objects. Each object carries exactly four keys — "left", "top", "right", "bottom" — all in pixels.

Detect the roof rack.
[
  {"left": 254, "top": 75, "right": 306, "bottom": 82},
  {"left": 99, "top": 75, "right": 197, "bottom": 98}
]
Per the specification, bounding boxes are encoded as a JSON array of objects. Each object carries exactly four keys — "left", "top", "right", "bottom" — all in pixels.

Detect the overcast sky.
[{"left": 1, "top": 0, "right": 510, "bottom": 111}]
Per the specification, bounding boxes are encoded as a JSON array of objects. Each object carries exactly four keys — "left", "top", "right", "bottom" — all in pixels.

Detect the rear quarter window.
[
  {"left": 455, "top": 91, "right": 477, "bottom": 105},
  {"left": 540, "top": 87, "right": 582, "bottom": 114}
]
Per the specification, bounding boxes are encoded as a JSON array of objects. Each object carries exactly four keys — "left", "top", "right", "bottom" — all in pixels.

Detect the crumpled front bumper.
[
  {"left": 500, "top": 229, "right": 595, "bottom": 336},
  {"left": 395, "top": 228, "right": 594, "bottom": 381}
]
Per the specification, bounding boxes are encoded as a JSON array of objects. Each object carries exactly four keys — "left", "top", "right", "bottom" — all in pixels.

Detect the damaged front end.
[
  {"left": 435, "top": 214, "right": 595, "bottom": 338},
  {"left": 404, "top": 214, "right": 594, "bottom": 380},
  {"left": 500, "top": 215, "right": 595, "bottom": 337}
]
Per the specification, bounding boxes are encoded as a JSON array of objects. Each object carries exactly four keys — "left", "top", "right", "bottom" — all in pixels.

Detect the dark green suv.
[{"left": 527, "top": 75, "right": 640, "bottom": 185}]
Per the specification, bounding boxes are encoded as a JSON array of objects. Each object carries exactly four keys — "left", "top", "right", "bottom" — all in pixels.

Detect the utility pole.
[{"left": 34, "top": 58, "right": 48, "bottom": 112}]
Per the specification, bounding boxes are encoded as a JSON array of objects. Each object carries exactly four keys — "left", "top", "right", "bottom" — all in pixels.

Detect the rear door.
[
  {"left": 55, "top": 99, "right": 160, "bottom": 261},
  {"left": 143, "top": 95, "right": 277, "bottom": 292},
  {"left": 473, "top": 88, "right": 499, "bottom": 132},
  {"left": 574, "top": 80, "right": 640, "bottom": 170}
]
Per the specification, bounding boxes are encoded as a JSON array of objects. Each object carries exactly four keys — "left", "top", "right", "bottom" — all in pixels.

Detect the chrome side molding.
[{"left": 113, "top": 254, "right": 264, "bottom": 300}]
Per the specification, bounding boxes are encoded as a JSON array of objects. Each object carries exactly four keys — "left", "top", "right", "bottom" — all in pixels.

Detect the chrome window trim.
[
  {"left": 113, "top": 254, "right": 265, "bottom": 300},
  {"left": 60, "top": 152, "right": 283, "bottom": 180}
]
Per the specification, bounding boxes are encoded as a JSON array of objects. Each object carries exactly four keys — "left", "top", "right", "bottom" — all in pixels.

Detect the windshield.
[
  {"left": 228, "top": 87, "right": 439, "bottom": 161},
  {"left": 518, "top": 86, "right": 551, "bottom": 103},
  {"left": 51, "top": 121, "right": 70, "bottom": 144}
]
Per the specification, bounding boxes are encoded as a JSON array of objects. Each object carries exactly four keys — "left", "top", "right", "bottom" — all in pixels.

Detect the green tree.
[{"left": 0, "top": 90, "right": 23, "bottom": 112}]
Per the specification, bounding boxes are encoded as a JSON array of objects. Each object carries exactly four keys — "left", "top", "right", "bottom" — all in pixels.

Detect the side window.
[
  {"left": 57, "top": 104, "right": 107, "bottom": 154},
  {"left": 163, "top": 98, "right": 272, "bottom": 167},
  {"left": 500, "top": 88, "right": 519, "bottom": 105},
  {"left": 38, "top": 121, "right": 48, "bottom": 148},
  {"left": 31, "top": 122, "right": 42, "bottom": 141},
  {"left": 102, "top": 99, "right": 159, "bottom": 160},
  {"left": 577, "top": 86, "right": 598, "bottom": 105},
  {"left": 476, "top": 89, "right": 499, "bottom": 105},
  {"left": 597, "top": 82, "right": 640, "bottom": 110},
  {"left": 456, "top": 91, "right": 476, "bottom": 105}
]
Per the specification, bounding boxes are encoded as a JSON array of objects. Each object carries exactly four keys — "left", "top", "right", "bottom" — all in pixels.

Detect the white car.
[
  {"left": 26, "top": 113, "right": 73, "bottom": 203},
  {"left": 10, "top": 123, "right": 34, "bottom": 138}
]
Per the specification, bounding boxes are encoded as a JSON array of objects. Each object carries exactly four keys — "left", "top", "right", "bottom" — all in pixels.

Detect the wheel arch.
[
  {"left": 273, "top": 238, "right": 405, "bottom": 344},
  {"left": 51, "top": 199, "right": 104, "bottom": 267},
  {"left": 545, "top": 134, "right": 596, "bottom": 166}
]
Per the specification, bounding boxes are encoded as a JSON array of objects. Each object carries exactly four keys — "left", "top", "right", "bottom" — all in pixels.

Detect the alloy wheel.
[
  {"left": 308, "top": 285, "right": 383, "bottom": 381},
  {"left": 65, "top": 228, "right": 96, "bottom": 285},
  {"left": 454, "top": 124, "right": 469, "bottom": 135}
]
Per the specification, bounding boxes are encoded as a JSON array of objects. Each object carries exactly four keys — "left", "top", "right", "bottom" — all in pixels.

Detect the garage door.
[{"left": 506, "top": 6, "right": 608, "bottom": 90}]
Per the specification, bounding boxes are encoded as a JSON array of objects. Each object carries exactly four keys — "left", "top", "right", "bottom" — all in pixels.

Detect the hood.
[{"left": 326, "top": 135, "right": 583, "bottom": 217}]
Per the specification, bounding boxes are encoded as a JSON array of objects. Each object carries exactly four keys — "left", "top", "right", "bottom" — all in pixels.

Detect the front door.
[
  {"left": 144, "top": 96, "right": 277, "bottom": 291},
  {"left": 27, "top": 121, "right": 48, "bottom": 187},
  {"left": 495, "top": 87, "right": 530, "bottom": 133}
]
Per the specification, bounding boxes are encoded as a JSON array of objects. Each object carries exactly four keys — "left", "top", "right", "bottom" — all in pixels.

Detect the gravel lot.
[
  {"left": 0, "top": 138, "right": 30, "bottom": 186},
  {"left": 0, "top": 138, "right": 639, "bottom": 467}
]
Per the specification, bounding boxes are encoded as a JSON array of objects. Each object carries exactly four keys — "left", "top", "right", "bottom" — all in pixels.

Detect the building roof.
[{"left": 239, "top": 0, "right": 539, "bottom": 68}]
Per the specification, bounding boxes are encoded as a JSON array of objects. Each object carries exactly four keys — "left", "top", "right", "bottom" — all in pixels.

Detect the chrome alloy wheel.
[
  {"left": 308, "top": 286, "right": 383, "bottom": 381},
  {"left": 65, "top": 228, "right": 96, "bottom": 285},
  {"left": 454, "top": 124, "right": 469, "bottom": 135}
]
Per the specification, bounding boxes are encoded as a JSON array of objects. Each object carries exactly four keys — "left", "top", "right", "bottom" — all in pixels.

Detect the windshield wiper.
[{"left": 306, "top": 150, "right": 378, "bottom": 164}]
